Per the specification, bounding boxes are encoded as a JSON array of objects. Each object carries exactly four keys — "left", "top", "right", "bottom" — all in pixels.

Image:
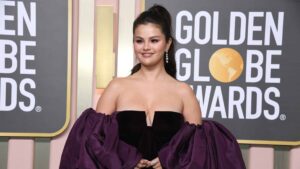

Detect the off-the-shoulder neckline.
[
  {"left": 88, "top": 108, "right": 202, "bottom": 127},
  {"left": 116, "top": 109, "right": 182, "bottom": 115}
]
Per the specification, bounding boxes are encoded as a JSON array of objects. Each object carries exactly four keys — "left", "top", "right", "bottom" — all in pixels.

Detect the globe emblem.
[{"left": 209, "top": 48, "right": 244, "bottom": 83}]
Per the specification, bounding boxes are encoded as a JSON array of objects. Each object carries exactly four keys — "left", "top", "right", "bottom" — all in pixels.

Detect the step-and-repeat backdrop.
[
  {"left": 0, "top": 0, "right": 70, "bottom": 137},
  {"left": 1, "top": 0, "right": 299, "bottom": 144},
  {"left": 147, "top": 0, "right": 300, "bottom": 145}
]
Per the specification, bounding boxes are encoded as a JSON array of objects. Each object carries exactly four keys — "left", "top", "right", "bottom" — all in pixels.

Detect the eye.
[
  {"left": 151, "top": 39, "right": 159, "bottom": 43},
  {"left": 135, "top": 39, "right": 143, "bottom": 44}
]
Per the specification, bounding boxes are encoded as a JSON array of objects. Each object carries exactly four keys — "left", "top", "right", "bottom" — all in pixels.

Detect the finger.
[
  {"left": 142, "top": 159, "right": 151, "bottom": 167},
  {"left": 150, "top": 158, "right": 159, "bottom": 166},
  {"left": 135, "top": 162, "right": 143, "bottom": 168},
  {"left": 151, "top": 158, "right": 162, "bottom": 169},
  {"left": 141, "top": 159, "right": 150, "bottom": 164},
  {"left": 152, "top": 163, "right": 162, "bottom": 169},
  {"left": 138, "top": 162, "right": 146, "bottom": 168},
  {"left": 152, "top": 161, "right": 160, "bottom": 168},
  {"left": 144, "top": 161, "right": 152, "bottom": 167}
]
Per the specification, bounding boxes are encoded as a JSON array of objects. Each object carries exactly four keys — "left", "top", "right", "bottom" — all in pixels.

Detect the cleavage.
[
  {"left": 117, "top": 110, "right": 182, "bottom": 127},
  {"left": 145, "top": 110, "right": 155, "bottom": 126}
]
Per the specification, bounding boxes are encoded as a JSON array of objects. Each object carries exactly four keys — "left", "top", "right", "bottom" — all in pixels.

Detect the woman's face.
[{"left": 133, "top": 23, "right": 171, "bottom": 68}]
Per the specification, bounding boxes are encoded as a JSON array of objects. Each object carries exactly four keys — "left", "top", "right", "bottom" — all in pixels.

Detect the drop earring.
[{"left": 165, "top": 51, "right": 169, "bottom": 63}]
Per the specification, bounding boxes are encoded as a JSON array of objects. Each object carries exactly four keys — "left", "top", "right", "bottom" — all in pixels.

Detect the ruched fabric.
[
  {"left": 158, "top": 121, "right": 246, "bottom": 169},
  {"left": 59, "top": 108, "right": 142, "bottom": 169}
]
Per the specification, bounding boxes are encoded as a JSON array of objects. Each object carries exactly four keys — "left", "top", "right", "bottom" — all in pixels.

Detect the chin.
[{"left": 138, "top": 58, "right": 163, "bottom": 67}]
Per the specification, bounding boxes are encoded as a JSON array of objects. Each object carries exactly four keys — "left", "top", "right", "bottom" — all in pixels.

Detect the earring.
[{"left": 165, "top": 52, "right": 169, "bottom": 63}]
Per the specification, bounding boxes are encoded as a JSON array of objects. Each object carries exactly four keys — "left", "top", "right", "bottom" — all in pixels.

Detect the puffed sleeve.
[
  {"left": 59, "top": 108, "right": 142, "bottom": 169},
  {"left": 158, "top": 120, "right": 246, "bottom": 169}
]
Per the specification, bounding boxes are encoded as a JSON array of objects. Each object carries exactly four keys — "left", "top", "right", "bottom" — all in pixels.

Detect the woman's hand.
[
  {"left": 134, "top": 159, "right": 151, "bottom": 169},
  {"left": 150, "top": 157, "right": 162, "bottom": 169}
]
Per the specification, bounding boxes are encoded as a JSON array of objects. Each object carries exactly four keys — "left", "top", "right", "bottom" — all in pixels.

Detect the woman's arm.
[
  {"left": 179, "top": 82, "right": 202, "bottom": 125},
  {"left": 96, "top": 78, "right": 122, "bottom": 115}
]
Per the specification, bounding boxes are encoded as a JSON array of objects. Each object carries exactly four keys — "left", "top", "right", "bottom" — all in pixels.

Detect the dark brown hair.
[{"left": 131, "top": 4, "right": 176, "bottom": 78}]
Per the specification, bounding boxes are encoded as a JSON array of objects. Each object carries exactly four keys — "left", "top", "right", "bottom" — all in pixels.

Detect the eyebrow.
[{"left": 134, "top": 35, "right": 161, "bottom": 39}]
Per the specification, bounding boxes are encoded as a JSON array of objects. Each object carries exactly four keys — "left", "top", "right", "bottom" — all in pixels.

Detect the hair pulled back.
[{"left": 131, "top": 4, "right": 176, "bottom": 79}]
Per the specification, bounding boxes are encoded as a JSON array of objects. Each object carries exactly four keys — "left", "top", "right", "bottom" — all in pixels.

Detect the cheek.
[
  {"left": 133, "top": 44, "right": 141, "bottom": 52},
  {"left": 156, "top": 43, "right": 167, "bottom": 52}
]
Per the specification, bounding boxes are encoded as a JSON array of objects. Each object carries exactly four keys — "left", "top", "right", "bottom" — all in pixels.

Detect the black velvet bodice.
[{"left": 116, "top": 110, "right": 184, "bottom": 161}]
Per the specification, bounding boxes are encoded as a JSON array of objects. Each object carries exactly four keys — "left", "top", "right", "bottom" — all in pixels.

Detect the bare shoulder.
[
  {"left": 106, "top": 77, "right": 127, "bottom": 90},
  {"left": 175, "top": 81, "right": 202, "bottom": 125},
  {"left": 175, "top": 81, "right": 194, "bottom": 97},
  {"left": 95, "top": 77, "right": 128, "bottom": 114},
  {"left": 164, "top": 79, "right": 194, "bottom": 100}
]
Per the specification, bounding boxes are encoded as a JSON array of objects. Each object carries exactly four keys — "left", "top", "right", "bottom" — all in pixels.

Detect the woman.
[{"left": 60, "top": 5, "right": 246, "bottom": 169}]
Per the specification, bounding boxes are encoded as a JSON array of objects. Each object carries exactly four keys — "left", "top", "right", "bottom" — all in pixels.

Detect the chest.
[{"left": 117, "top": 87, "right": 183, "bottom": 110}]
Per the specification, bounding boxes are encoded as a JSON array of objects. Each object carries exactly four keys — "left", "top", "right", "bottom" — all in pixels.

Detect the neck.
[{"left": 138, "top": 64, "right": 168, "bottom": 81}]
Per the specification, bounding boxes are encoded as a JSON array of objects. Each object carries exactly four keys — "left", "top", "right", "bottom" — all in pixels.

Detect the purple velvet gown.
[{"left": 59, "top": 108, "right": 246, "bottom": 169}]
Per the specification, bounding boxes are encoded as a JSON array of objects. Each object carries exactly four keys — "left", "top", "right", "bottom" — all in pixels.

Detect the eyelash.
[
  {"left": 135, "top": 39, "right": 159, "bottom": 43},
  {"left": 135, "top": 39, "right": 143, "bottom": 43},
  {"left": 151, "top": 39, "right": 159, "bottom": 43}
]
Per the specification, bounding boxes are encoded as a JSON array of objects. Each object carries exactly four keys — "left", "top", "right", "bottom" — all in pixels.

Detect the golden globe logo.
[
  {"left": 209, "top": 48, "right": 244, "bottom": 83},
  {"left": 175, "top": 10, "right": 284, "bottom": 121}
]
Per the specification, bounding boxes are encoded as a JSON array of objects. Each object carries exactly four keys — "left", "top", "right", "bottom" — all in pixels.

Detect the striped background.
[{"left": 0, "top": 0, "right": 299, "bottom": 169}]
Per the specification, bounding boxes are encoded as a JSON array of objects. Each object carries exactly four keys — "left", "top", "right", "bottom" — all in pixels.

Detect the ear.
[{"left": 166, "top": 38, "right": 172, "bottom": 52}]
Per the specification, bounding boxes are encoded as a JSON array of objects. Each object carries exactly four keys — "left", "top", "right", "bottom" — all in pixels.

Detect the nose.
[{"left": 143, "top": 41, "right": 150, "bottom": 50}]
